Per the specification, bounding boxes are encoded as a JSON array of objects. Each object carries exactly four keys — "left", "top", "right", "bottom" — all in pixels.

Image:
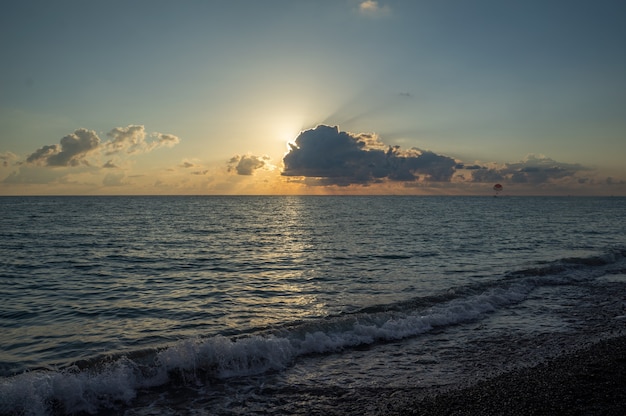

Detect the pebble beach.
[{"left": 393, "top": 334, "right": 626, "bottom": 415}]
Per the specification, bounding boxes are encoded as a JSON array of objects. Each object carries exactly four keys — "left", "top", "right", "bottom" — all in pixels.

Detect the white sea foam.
[
  {"left": 0, "top": 279, "right": 540, "bottom": 415},
  {"left": 4, "top": 248, "right": 624, "bottom": 416},
  {"left": 0, "top": 359, "right": 139, "bottom": 416}
]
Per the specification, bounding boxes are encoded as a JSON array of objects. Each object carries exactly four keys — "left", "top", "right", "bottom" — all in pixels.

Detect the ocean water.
[{"left": 1, "top": 196, "right": 625, "bottom": 415}]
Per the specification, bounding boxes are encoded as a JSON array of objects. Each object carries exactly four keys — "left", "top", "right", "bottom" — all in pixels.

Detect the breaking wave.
[{"left": 1, "top": 248, "right": 625, "bottom": 415}]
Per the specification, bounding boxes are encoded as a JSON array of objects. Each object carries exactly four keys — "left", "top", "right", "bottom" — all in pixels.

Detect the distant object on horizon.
[{"left": 493, "top": 183, "right": 503, "bottom": 196}]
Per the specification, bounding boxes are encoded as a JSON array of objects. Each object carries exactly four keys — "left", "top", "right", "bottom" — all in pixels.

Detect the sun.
[
  {"left": 267, "top": 118, "right": 306, "bottom": 160},
  {"left": 273, "top": 120, "right": 302, "bottom": 144}
]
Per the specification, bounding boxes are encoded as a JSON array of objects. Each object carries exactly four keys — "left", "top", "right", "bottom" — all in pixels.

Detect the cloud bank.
[
  {"left": 282, "top": 125, "right": 456, "bottom": 186},
  {"left": 460, "top": 154, "right": 588, "bottom": 185},
  {"left": 281, "top": 125, "right": 605, "bottom": 191},
  {"left": 2, "top": 122, "right": 621, "bottom": 195}
]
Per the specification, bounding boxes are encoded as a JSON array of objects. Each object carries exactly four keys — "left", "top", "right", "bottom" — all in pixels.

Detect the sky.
[{"left": 1, "top": 0, "right": 625, "bottom": 196}]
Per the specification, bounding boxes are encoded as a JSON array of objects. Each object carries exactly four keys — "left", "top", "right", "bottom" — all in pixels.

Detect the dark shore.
[
  {"left": 392, "top": 334, "right": 626, "bottom": 416},
  {"left": 112, "top": 333, "right": 625, "bottom": 415}
]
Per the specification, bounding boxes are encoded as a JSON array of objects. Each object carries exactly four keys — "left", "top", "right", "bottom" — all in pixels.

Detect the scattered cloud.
[
  {"left": 228, "top": 154, "right": 270, "bottom": 175},
  {"left": 3, "top": 124, "right": 181, "bottom": 188},
  {"left": 282, "top": 125, "right": 456, "bottom": 186},
  {"left": 179, "top": 159, "right": 209, "bottom": 176},
  {"left": 23, "top": 125, "right": 180, "bottom": 169},
  {"left": 2, "top": 121, "right": 623, "bottom": 195}
]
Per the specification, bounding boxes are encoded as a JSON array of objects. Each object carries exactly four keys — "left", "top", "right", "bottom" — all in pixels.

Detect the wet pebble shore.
[{"left": 393, "top": 334, "right": 626, "bottom": 415}]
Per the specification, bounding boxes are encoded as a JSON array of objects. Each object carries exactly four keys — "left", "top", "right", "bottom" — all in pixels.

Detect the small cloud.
[
  {"left": 153, "top": 133, "right": 180, "bottom": 147},
  {"left": 398, "top": 92, "right": 412, "bottom": 98},
  {"left": 228, "top": 154, "right": 270, "bottom": 175},
  {"left": 180, "top": 159, "right": 208, "bottom": 175},
  {"left": 105, "top": 125, "right": 180, "bottom": 155},
  {"left": 0, "top": 152, "right": 18, "bottom": 168},
  {"left": 26, "top": 128, "right": 100, "bottom": 167},
  {"left": 358, "top": 0, "right": 390, "bottom": 17},
  {"left": 103, "top": 160, "right": 117, "bottom": 169}
]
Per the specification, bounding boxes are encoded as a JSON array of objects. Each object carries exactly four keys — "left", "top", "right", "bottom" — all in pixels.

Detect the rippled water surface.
[{"left": 1, "top": 196, "right": 625, "bottom": 415}]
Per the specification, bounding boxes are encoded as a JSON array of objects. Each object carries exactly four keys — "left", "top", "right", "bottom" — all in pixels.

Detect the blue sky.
[{"left": 1, "top": 0, "right": 624, "bottom": 195}]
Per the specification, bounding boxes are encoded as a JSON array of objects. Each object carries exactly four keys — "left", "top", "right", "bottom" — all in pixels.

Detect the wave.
[{"left": 2, "top": 248, "right": 625, "bottom": 415}]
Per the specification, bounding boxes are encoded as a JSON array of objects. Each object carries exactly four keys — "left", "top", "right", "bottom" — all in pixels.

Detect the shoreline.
[{"left": 389, "top": 334, "right": 626, "bottom": 415}]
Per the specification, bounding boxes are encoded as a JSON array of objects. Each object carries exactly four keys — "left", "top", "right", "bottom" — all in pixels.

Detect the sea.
[{"left": 1, "top": 196, "right": 625, "bottom": 415}]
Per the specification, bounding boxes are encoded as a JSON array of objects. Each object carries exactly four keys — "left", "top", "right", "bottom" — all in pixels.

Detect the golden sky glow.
[{"left": 1, "top": 1, "right": 625, "bottom": 196}]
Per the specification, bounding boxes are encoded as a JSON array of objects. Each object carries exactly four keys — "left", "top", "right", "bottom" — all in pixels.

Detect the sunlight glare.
[{"left": 275, "top": 120, "right": 303, "bottom": 144}]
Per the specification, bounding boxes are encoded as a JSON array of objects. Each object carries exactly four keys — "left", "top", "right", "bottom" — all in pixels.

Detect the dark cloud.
[
  {"left": 459, "top": 164, "right": 485, "bottom": 170},
  {"left": 281, "top": 125, "right": 457, "bottom": 186},
  {"left": 507, "top": 155, "right": 586, "bottom": 184},
  {"left": 26, "top": 145, "right": 59, "bottom": 164},
  {"left": 103, "top": 160, "right": 117, "bottom": 168},
  {"left": 281, "top": 127, "right": 594, "bottom": 188},
  {"left": 469, "top": 168, "right": 505, "bottom": 183},
  {"left": 26, "top": 128, "right": 100, "bottom": 167},
  {"left": 180, "top": 161, "right": 208, "bottom": 176},
  {"left": 605, "top": 177, "right": 626, "bottom": 185},
  {"left": 228, "top": 154, "right": 270, "bottom": 175}
]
